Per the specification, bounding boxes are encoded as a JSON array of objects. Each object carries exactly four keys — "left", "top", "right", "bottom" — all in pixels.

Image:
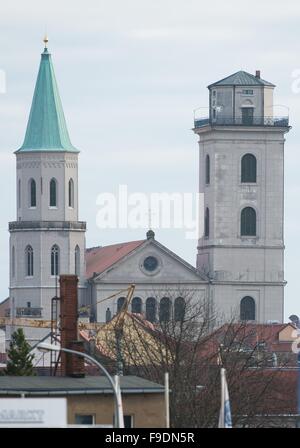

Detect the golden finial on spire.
[{"left": 43, "top": 35, "right": 49, "bottom": 48}]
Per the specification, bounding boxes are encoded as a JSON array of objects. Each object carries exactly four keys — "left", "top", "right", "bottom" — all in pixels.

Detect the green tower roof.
[
  {"left": 16, "top": 46, "right": 79, "bottom": 153},
  {"left": 208, "top": 70, "right": 275, "bottom": 88}
]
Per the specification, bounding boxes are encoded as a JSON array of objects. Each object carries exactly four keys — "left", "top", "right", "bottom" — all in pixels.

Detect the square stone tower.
[{"left": 194, "top": 70, "right": 290, "bottom": 323}]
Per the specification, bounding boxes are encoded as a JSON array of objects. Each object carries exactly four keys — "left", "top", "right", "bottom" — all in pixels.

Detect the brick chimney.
[
  {"left": 60, "top": 275, "right": 85, "bottom": 378},
  {"left": 255, "top": 70, "right": 261, "bottom": 79}
]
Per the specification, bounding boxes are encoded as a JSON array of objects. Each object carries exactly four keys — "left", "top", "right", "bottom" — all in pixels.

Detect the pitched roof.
[
  {"left": 80, "top": 311, "right": 167, "bottom": 367},
  {"left": 16, "top": 46, "right": 78, "bottom": 153},
  {"left": 198, "top": 323, "right": 297, "bottom": 364},
  {"left": 86, "top": 240, "right": 144, "bottom": 278},
  {"left": 0, "top": 375, "right": 164, "bottom": 395},
  {"left": 208, "top": 70, "right": 275, "bottom": 88}
]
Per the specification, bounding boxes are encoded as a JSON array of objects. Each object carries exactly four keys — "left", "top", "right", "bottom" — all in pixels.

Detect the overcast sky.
[{"left": 0, "top": 0, "right": 299, "bottom": 320}]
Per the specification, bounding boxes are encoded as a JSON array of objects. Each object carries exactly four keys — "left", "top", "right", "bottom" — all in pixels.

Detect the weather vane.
[{"left": 43, "top": 35, "right": 49, "bottom": 49}]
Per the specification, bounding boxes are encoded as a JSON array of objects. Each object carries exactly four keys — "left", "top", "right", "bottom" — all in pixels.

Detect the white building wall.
[
  {"left": 9, "top": 228, "right": 86, "bottom": 320},
  {"left": 95, "top": 283, "right": 208, "bottom": 323},
  {"left": 9, "top": 149, "right": 87, "bottom": 346},
  {"left": 16, "top": 152, "right": 79, "bottom": 222},
  {"left": 196, "top": 96, "right": 288, "bottom": 323}
]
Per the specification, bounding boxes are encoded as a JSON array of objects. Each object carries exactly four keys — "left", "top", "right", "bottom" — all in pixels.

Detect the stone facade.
[
  {"left": 9, "top": 151, "right": 86, "bottom": 343},
  {"left": 87, "top": 237, "right": 208, "bottom": 323},
  {"left": 194, "top": 71, "right": 290, "bottom": 322}
]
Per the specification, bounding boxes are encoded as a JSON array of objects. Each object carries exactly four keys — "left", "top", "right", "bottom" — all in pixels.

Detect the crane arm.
[
  {"left": 0, "top": 317, "right": 53, "bottom": 328},
  {"left": 78, "top": 285, "right": 136, "bottom": 314}
]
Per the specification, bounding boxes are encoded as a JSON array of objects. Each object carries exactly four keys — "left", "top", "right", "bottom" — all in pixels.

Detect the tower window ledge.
[
  {"left": 49, "top": 206, "right": 58, "bottom": 210},
  {"left": 240, "top": 236, "right": 258, "bottom": 242},
  {"left": 25, "top": 275, "right": 34, "bottom": 279},
  {"left": 29, "top": 207, "right": 37, "bottom": 210}
]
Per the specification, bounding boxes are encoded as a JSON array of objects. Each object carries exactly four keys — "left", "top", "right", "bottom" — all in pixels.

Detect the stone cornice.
[{"left": 9, "top": 220, "right": 86, "bottom": 232}]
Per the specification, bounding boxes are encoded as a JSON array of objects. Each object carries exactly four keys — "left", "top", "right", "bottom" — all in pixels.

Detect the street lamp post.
[{"left": 36, "top": 342, "right": 124, "bottom": 428}]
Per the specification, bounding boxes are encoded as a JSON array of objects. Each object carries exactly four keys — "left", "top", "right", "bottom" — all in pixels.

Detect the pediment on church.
[{"left": 87, "top": 238, "right": 207, "bottom": 284}]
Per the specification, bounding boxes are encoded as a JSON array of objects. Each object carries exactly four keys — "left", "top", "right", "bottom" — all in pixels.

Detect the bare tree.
[{"left": 90, "top": 289, "right": 294, "bottom": 428}]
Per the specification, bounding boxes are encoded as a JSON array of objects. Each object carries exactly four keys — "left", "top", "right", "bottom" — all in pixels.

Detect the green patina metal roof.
[
  {"left": 16, "top": 47, "right": 79, "bottom": 153},
  {"left": 208, "top": 70, "right": 275, "bottom": 88}
]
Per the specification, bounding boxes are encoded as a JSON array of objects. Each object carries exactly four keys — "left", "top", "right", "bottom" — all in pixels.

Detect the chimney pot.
[{"left": 255, "top": 70, "right": 261, "bottom": 79}]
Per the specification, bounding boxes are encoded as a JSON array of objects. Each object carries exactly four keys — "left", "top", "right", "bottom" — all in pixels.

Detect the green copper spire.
[{"left": 16, "top": 40, "right": 78, "bottom": 153}]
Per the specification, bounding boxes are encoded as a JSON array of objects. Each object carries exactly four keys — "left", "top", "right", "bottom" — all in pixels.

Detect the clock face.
[{"left": 143, "top": 256, "right": 158, "bottom": 272}]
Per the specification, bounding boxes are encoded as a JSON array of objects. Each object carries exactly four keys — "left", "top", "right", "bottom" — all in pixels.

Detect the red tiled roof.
[
  {"left": 85, "top": 240, "right": 144, "bottom": 279},
  {"left": 212, "top": 323, "right": 294, "bottom": 349},
  {"left": 241, "top": 368, "right": 298, "bottom": 415}
]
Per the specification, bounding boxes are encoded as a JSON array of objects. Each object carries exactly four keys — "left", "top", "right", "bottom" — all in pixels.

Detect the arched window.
[
  {"left": 131, "top": 297, "right": 142, "bottom": 314},
  {"left": 240, "top": 296, "right": 255, "bottom": 321},
  {"left": 241, "top": 207, "right": 256, "bottom": 236},
  {"left": 146, "top": 297, "right": 157, "bottom": 323},
  {"left": 174, "top": 297, "right": 185, "bottom": 322},
  {"left": 51, "top": 245, "right": 60, "bottom": 276},
  {"left": 205, "top": 207, "right": 209, "bottom": 238},
  {"left": 241, "top": 154, "right": 257, "bottom": 183},
  {"left": 159, "top": 297, "right": 171, "bottom": 323},
  {"left": 68, "top": 178, "right": 74, "bottom": 208},
  {"left": 50, "top": 178, "right": 57, "bottom": 207},
  {"left": 117, "top": 297, "right": 126, "bottom": 313},
  {"left": 25, "top": 245, "right": 34, "bottom": 277},
  {"left": 75, "top": 245, "right": 80, "bottom": 276},
  {"left": 205, "top": 155, "right": 210, "bottom": 184},
  {"left": 12, "top": 246, "right": 15, "bottom": 278},
  {"left": 29, "top": 179, "right": 36, "bottom": 207}
]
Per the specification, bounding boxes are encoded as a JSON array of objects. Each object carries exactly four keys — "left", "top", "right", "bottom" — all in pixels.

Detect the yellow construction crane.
[
  {"left": 1, "top": 284, "right": 136, "bottom": 374},
  {"left": 0, "top": 317, "right": 53, "bottom": 328},
  {"left": 79, "top": 284, "right": 136, "bottom": 374},
  {"left": 0, "top": 284, "right": 136, "bottom": 331},
  {"left": 78, "top": 284, "right": 135, "bottom": 319}
]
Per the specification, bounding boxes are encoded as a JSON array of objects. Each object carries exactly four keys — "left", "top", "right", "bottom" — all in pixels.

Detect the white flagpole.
[
  {"left": 165, "top": 372, "right": 170, "bottom": 428},
  {"left": 218, "top": 367, "right": 225, "bottom": 428},
  {"left": 114, "top": 375, "right": 124, "bottom": 428}
]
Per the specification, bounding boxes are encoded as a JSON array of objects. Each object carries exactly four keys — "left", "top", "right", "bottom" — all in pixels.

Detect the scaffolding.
[{"left": 50, "top": 295, "right": 61, "bottom": 376}]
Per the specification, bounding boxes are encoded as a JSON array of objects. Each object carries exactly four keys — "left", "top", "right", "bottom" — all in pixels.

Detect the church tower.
[
  {"left": 9, "top": 40, "right": 86, "bottom": 341},
  {"left": 194, "top": 71, "right": 290, "bottom": 323}
]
